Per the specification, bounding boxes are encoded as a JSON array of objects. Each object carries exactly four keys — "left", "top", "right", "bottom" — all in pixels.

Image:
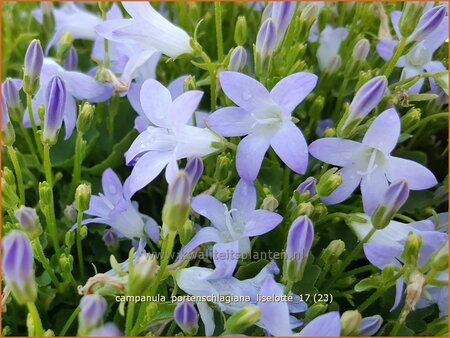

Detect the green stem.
[
  {"left": 43, "top": 143, "right": 53, "bottom": 187},
  {"left": 26, "top": 93, "right": 43, "bottom": 160},
  {"left": 389, "top": 71, "right": 447, "bottom": 90},
  {"left": 70, "top": 131, "right": 84, "bottom": 197},
  {"left": 215, "top": 2, "right": 224, "bottom": 62},
  {"left": 199, "top": 51, "right": 217, "bottom": 112},
  {"left": 125, "top": 301, "right": 136, "bottom": 336},
  {"left": 284, "top": 280, "right": 294, "bottom": 295},
  {"left": 383, "top": 36, "right": 408, "bottom": 78},
  {"left": 394, "top": 213, "right": 416, "bottom": 223},
  {"left": 325, "top": 227, "right": 377, "bottom": 291},
  {"left": 7, "top": 146, "right": 25, "bottom": 204},
  {"left": 390, "top": 305, "right": 406, "bottom": 335},
  {"left": 33, "top": 239, "right": 60, "bottom": 288},
  {"left": 59, "top": 306, "right": 80, "bottom": 336},
  {"left": 27, "top": 302, "right": 44, "bottom": 336},
  {"left": 357, "top": 287, "right": 386, "bottom": 312},
  {"left": 281, "top": 167, "right": 291, "bottom": 212},
  {"left": 76, "top": 210, "right": 85, "bottom": 280}
]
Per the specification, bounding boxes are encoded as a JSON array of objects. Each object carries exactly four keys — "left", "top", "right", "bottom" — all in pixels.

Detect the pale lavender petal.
[
  {"left": 127, "top": 83, "right": 144, "bottom": 116},
  {"left": 386, "top": 157, "right": 437, "bottom": 190},
  {"left": 178, "top": 227, "right": 221, "bottom": 260},
  {"left": 423, "top": 16, "right": 448, "bottom": 53},
  {"left": 391, "top": 10, "right": 402, "bottom": 38},
  {"left": 231, "top": 179, "right": 257, "bottom": 220},
  {"left": 168, "top": 75, "right": 188, "bottom": 99},
  {"left": 423, "top": 61, "right": 446, "bottom": 93},
  {"left": 362, "top": 108, "right": 400, "bottom": 154},
  {"left": 102, "top": 168, "right": 123, "bottom": 204},
  {"left": 126, "top": 151, "right": 171, "bottom": 198},
  {"left": 210, "top": 241, "right": 240, "bottom": 279},
  {"left": 170, "top": 90, "right": 203, "bottom": 129},
  {"left": 363, "top": 243, "right": 403, "bottom": 269},
  {"left": 206, "top": 107, "right": 254, "bottom": 137},
  {"left": 244, "top": 210, "right": 282, "bottom": 236},
  {"left": 358, "top": 315, "right": 382, "bottom": 336},
  {"left": 259, "top": 275, "right": 292, "bottom": 336},
  {"left": 60, "top": 71, "right": 113, "bottom": 102},
  {"left": 23, "top": 88, "right": 45, "bottom": 128},
  {"left": 391, "top": 277, "right": 404, "bottom": 311},
  {"left": 196, "top": 302, "right": 215, "bottom": 336},
  {"left": 85, "top": 196, "right": 111, "bottom": 218},
  {"left": 236, "top": 131, "right": 272, "bottom": 181},
  {"left": 271, "top": 121, "right": 308, "bottom": 174},
  {"left": 361, "top": 169, "right": 389, "bottom": 215},
  {"left": 144, "top": 218, "right": 160, "bottom": 243},
  {"left": 309, "top": 138, "right": 363, "bottom": 167},
  {"left": 219, "top": 71, "right": 271, "bottom": 111},
  {"left": 63, "top": 94, "right": 77, "bottom": 140},
  {"left": 401, "top": 67, "right": 425, "bottom": 94},
  {"left": 299, "top": 312, "right": 341, "bottom": 336},
  {"left": 140, "top": 79, "right": 173, "bottom": 128},
  {"left": 376, "top": 39, "right": 398, "bottom": 61},
  {"left": 270, "top": 72, "right": 318, "bottom": 116},
  {"left": 120, "top": 49, "right": 158, "bottom": 85},
  {"left": 321, "top": 166, "right": 361, "bottom": 204},
  {"left": 191, "top": 195, "right": 227, "bottom": 232}
]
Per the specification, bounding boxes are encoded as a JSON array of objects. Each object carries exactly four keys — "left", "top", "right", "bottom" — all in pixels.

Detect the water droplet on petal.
[{"left": 242, "top": 91, "right": 252, "bottom": 101}]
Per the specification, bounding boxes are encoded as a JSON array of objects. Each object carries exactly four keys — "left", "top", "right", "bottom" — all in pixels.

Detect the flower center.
[
  {"left": 222, "top": 205, "right": 244, "bottom": 242},
  {"left": 250, "top": 103, "right": 284, "bottom": 130},
  {"left": 356, "top": 148, "right": 386, "bottom": 176},
  {"left": 406, "top": 44, "right": 431, "bottom": 68}
]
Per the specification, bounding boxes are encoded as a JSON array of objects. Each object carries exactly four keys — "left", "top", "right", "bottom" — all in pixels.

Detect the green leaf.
[
  {"left": 36, "top": 271, "right": 52, "bottom": 287},
  {"left": 235, "top": 259, "right": 269, "bottom": 279},
  {"left": 354, "top": 274, "right": 382, "bottom": 292}
]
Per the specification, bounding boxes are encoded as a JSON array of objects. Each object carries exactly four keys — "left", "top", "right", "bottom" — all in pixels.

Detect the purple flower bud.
[
  {"left": 352, "top": 39, "right": 370, "bottom": 61},
  {"left": 347, "top": 76, "right": 388, "bottom": 125},
  {"left": 261, "top": 2, "right": 274, "bottom": 22},
  {"left": 79, "top": 294, "right": 107, "bottom": 330},
  {"left": 63, "top": 47, "right": 78, "bottom": 71},
  {"left": 271, "top": 2, "right": 296, "bottom": 45},
  {"left": 325, "top": 55, "right": 342, "bottom": 73},
  {"left": 316, "top": 118, "right": 334, "bottom": 137},
  {"left": 174, "top": 301, "right": 199, "bottom": 335},
  {"left": 2, "top": 78, "right": 22, "bottom": 112},
  {"left": 14, "top": 206, "right": 41, "bottom": 237},
  {"left": 2, "top": 93, "right": 10, "bottom": 129},
  {"left": 297, "top": 177, "right": 317, "bottom": 197},
  {"left": 43, "top": 76, "right": 66, "bottom": 144},
  {"left": 256, "top": 18, "right": 277, "bottom": 59},
  {"left": 2, "top": 230, "right": 37, "bottom": 304},
  {"left": 23, "top": 40, "right": 44, "bottom": 95},
  {"left": 2, "top": 93, "right": 15, "bottom": 143},
  {"left": 371, "top": 179, "right": 410, "bottom": 229},
  {"left": 285, "top": 215, "right": 314, "bottom": 282},
  {"left": 185, "top": 157, "right": 204, "bottom": 190},
  {"left": 162, "top": 171, "right": 191, "bottom": 232},
  {"left": 102, "top": 228, "right": 120, "bottom": 249},
  {"left": 410, "top": 6, "right": 446, "bottom": 43},
  {"left": 228, "top": 46, "right": 248, "bottom": 72},
  {"left": 88, "top": 323, "right": 123, "bottom": 336}
]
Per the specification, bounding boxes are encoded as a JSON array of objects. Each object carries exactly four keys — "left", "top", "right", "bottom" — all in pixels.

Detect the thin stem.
[
  {"left": 26, "top": 302, "right": 44, "bottom": 336},
  {"left": 390, "top": 305, "right": 406, "bottom": 335},
  {"left": 215, "top": 2, "right": 224, "bottom": 62},
  {"left": 76, "top": 210, "right": 85, "bottom": 280},
  {"left": 33, "top": 239, "right": 60, "bottom": 288},
  {"left": 284, "top": 280, "right": 294, "bottom": 295},
  {"left": 199, "top": 51, "right": 217, "bottom": 112},
  {"left": 26, "top": 93, "right": 43, "bottom": 159},
  {"left": 43, "top": 144, "right": 53, "bottom": 187},
  {"left": 7, "top": 146, "right": 25, "bottom": 204},
  {"left": 18, "top": 123, "right": 38, "bottom": 157},
  {"left": 357, "top": 287, "right": 386, "bottom": 312},
  {"left": 281, "top": 166, "right": 291, "bottom": 212},
  {"left": 59, "top": 306, "right": 80, "bottom": 336},
  {"left": 125, "top": 301, "right": 136, "bottom": 336},
  {"left": 383, "top": 36, "right": 408, "bottom": 78},
  {"left": 70, "top": 131, "right": 84, "bottom": 197}
]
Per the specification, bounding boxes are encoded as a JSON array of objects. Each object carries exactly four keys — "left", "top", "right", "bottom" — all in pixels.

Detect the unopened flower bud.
[
  {"left": 295, "top": 202, "right": 314, "bottom": 217},
  {"left": 75, "top": 184, "right": 91, "bottom": 212},
  {"left": 14, "top": 206, "right": 42, "bottom": 239},
  {"left": 98, "top": 2, "right": 112, "bottom": 14},
  {"left": 261, "top": 195, "right": 279, "bottom": 211},
  {"left": 325, "top": 55, "right": 342, "bottom": 74},
  {"left": 162, "top": 171, "right": 191, "bottom": 233},
  {"left": 102, "top": 229, "right": 120, "bottom": 251},
  {"left": 38, "top": 181, "right": 53, "bottom": 209},
  {"left": 56, "top": 32, "right": 73, "bottom": 61},
  {"left": 271, "top": 2, "right": 296, "bottom": 47},
  {"left": 79, "top": 294, "right": 107, "bottom": 334},
  {"left": 77, "top": 102, "right": 95, "bottom": 133},
  {"left": 23, "top": 40, "right": 44, "bottom": 95},
  {"left": 224, "top": 305, "right": 261, "bottom": 334},
  {"left": 357, "top": 315, "right": 383, "bottom": 336},
  {"left": 2, "top": 94, "right": 15, "bottom": 146},
  {"left": 371, "top": 179, "right": 409, "bottom": 229},
  {"left": 323, "top": 239, "right": 346, "bottom": 259},
  {"left": 352, "top": 38, "right": 370, "bottom": 61},
  {"left": 405, "top": 271, "right": 425, "bottom": 313},
  {"left": 401, "top": 108, "right": 421, "bottom": 132},
  {"left": 228, "top": 46, "right": 247, "bottom": 72},
  {"left": 234, "top": 16, "right": 247, "bottom": 46},
  {"left": 256, "top": 18, "right": 277, "bottom": 60},
  {"left": 297, "top": 177, "right": 317, "bottom": 198},
  {"left": 284, "top": 216, "right": 314, "bottom": 283},
  {"left": 183, "top": 75, "right": 196, "bottom": 91},
  {"left": 214, "top": 153, "right": 232, "bottom": 182},
  {"left": 88, "top": 323, "right": 122, "bottom": 336},
  {"left": 304, "top": 302, "right": 327, "bottom": 322},
  {"left": 64, "top": 204, "right": 77, "bottom": 222},
  {"left": 317, "top": 168, "right": 342, "bottom": 197},
  {"left": 42, "top": 76, "right": 66, "bottom": 145},
  {"left": 298, "top": 3, "right": 319, "bottom": 40},
  {"left": 174, "top": 301, "right": 199, "bottom": 335},
  {"left": 63, "top": 47, "right": 78, "bottom": 71},
  {"left": 64, "top": 230, "right": 75, "bottom": 249},
  {"left": 2, "top": 231, "right": 37, "bottom": 304},
  {"left": 402, "top": 232, "right": 422, "bottom": 267},
  {"left": 409, "top": 6, "right": 446, "bottom": 43},
  {"left": 2, "top": 78, "right": 22, "bottom": 120},
  {"left": 310, "top": 95, "right": 325, "bottom": 120},
  {"left": 430, "top": 244, "right": 448, "bottom": 272},
  {"left": 399, "top": 3, "right": 426, "bottom": 37},
  {"left": 185, "top": 157, "right": 203, "bottom": 192},
  {"left": 128, "top": 254, "right": 158, "bottom": 296},
  {"left": 341, "top": 310, "right": 362, "bottom": 336}
]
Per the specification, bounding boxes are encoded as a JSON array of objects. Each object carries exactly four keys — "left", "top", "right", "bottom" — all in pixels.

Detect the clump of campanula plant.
[{"left": 1, "top": 2, "right": 448, "bottom": 337}]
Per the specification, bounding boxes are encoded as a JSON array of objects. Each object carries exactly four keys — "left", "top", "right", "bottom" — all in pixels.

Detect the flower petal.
[
  {"left": 126, "top": 151, "right": 171, "bottom": 198},
  {"left": 120, "top": 48, "right": 159, "bottom": 85},
  {"left": 391, "top": 277, "right": 404, "bottom": 311},
  {"left": 102, "top": 168, "right": 123, "bottom": 204},
  {"left": 60, "top": 71, "right": 113, "bottom": 102},
  {"left": 386, "top": 156, "right": 437, "bottom": 190},
  {"left": 299, "top": 311, "right": 341, "bottom": 336},
  {"left": 363, "top": 108, "right": 400, "bottom": 154},
  {"left": 63, "top": 94, "right": 77, "bottom": 140},
  {"left": 376, "top": 39, "right": 398, "bottom": 61},
  {"left": 231, "top": 179, "right": 257, "bottom": 220},
  {"left": 270, "top": 72, "right": 318, "bottom": 116},
  {"left": 207, "top": 107, "right": 254, "bottom": 137},
  {"left": 321, "top": 166, "right": 361, "bottom": 204},
  {"left": 140, "top": 79, "right": 173, "bottom": 128},
  {"left": 360, "top": 169, "right": 389, "bottom": 215},
  {"left": 309, "top": 138, "right": 363, "bottom": 167},
  {"left": 358, "top": 315, "right": 383, "bottom": 336},
  {"left": 363, "top": 243, "right": 403, "bottom": 269},
  {"left": 169, "top": 90, "right": 204, "bottom": 130},
  {"left": 191, "top": 195, "right": 227, "bottom": 232},
  {"left": 271, "top": 121, "right": 309, "bottom": 174},
  {"left": 236, "top": 130, "right": 271, "bottom": 181},
  {"left": 244, "top": 210, "right": 282, "bottom": 236},
  {"left": 196, "top": 302, "right": 215, "bottom": 336},
  {"left": 178, "top": 227, "right": 221, "bottom": 260},
  {"left": 219, "top": 71, "right": 271, "bottom": 111},
  {"left": 210, "top": 241, "right": 240, "bottom": 279}
]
